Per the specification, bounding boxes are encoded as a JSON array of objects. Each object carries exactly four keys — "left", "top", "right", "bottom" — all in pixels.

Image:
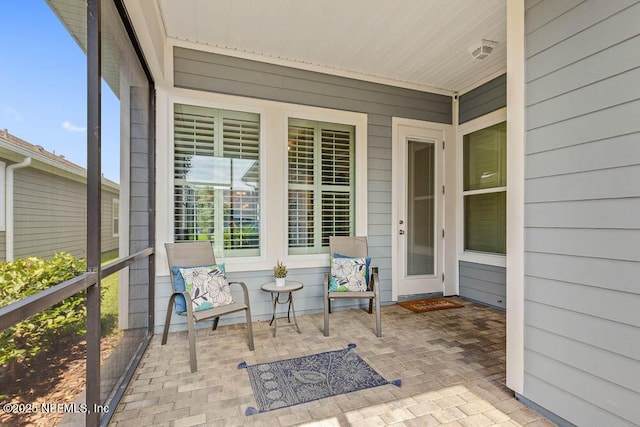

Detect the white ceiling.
[{"left": 155, "top": 0, "right": 506, "bottom": 94}]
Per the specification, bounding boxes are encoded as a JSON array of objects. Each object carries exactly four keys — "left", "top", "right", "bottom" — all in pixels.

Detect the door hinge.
[
  {"left": 442, "top": 141, "right": 445, "bottom": 150},
  {"left": 442, "top": 273, "right": 445, "bottom": 282},
  {"left": 442, "top": 229, "right": 445, "bottom": 238},
  {"left": 442, "top": 185, "right": 445, "bottom": 194}
]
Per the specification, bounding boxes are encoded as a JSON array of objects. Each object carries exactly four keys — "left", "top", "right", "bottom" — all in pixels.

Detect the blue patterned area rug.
[{"left": 239, "top": 344, "right": 400, "bottom": 415}]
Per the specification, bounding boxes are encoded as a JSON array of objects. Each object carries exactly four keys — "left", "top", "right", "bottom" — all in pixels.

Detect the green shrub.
[{"left": 0, "top": 253, "right": 87, "bottom": 379}]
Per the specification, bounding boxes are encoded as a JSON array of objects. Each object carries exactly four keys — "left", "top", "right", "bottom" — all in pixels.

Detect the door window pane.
[{"left": 407, "top": 140, "right": 435, "bottom": 275}]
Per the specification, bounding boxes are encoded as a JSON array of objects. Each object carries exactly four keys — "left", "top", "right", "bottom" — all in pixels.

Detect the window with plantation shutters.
[
  {"left": 173, "top": 103, "right": 260, "bottom": 257},
  {"left": 288, "top": 118, "right": 354, "bottom": 254}
]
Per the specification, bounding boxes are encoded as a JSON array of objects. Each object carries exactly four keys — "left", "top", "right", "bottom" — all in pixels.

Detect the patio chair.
[
  {"left": 162, "top": 241, "right": 254, "bottom": 372},
  {"left": 323, "top": 236, "right": 381, "bottom": 337}
]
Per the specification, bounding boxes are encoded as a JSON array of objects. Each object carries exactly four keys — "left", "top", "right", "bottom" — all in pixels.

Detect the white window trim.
[
  {"left": 283, "top": 109, "right": 367, "bottom": 267},
  {"left": 156, "top": 87, "right": 367, "bottom": 275},
  {"left": 163, "top": 91, "right": 269, "bottom": 273},
  {"left": 172, "top": 104, "right": 261, "bottom": 257},
  {"left": 456, "top": 107, "right": 507, "bottom": 268},
  {"left": 112, "top": 198, "right": 120, "bottom": 237}
]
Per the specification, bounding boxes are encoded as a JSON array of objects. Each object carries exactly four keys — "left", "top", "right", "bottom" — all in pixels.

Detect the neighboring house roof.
[{"left": 0, "top": 128, "right": 119, "bottom": 191}]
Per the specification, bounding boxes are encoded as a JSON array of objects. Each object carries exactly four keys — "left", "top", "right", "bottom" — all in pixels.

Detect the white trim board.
[{"left": 506, "top": 0, "right": 526, "bottom": 395}]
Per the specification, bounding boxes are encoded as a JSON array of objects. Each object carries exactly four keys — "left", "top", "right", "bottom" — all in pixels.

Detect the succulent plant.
[{"left": 273, "top": 260, "right": 288, "bottom": 278}]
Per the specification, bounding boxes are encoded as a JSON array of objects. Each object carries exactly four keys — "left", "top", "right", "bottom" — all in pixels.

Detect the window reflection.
[{"left": 173, "top": 105, "right": 260, "bottom": 257}]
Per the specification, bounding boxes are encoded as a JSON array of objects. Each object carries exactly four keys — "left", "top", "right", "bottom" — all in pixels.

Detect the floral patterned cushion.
[
  {"left": 333, "top": 253, "right": 371, "bottom": 284},
  {"left": 329, "top": 256, "right": 368, "bottom": 292},
  {"left": 170, "top": 264, "right": 209, "bottom": 314},
  {"left": 179, "top": 264, "right": 233, "bottom": 312}
]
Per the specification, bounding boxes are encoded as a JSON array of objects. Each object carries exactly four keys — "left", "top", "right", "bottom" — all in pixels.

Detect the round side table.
[{"left": 261, "top": 281, "right": 303, "bottom": 337}]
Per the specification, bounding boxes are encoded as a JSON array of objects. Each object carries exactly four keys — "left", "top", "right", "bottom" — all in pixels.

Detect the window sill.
[
  {"left": 284, "top": 253, "right": 331, "bottom": 270},
  {"left": 459, "top": 251, "right": 506, "bottom": 268},
  {"left": 220, "top": 253, "right": 331, "bottom": 273}
]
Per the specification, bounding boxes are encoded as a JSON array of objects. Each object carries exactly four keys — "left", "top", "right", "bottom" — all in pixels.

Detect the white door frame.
[{"left": 391, "top": 117, "right": 453, "bottom": 300}]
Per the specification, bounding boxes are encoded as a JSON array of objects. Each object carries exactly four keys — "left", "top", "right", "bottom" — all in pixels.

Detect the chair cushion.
[
  {"left": 333, "top": 252, "right": 371, "bottom": 284},
  {"left": 170, "top": 264, "right": 210, "bottom": 314},
  {"left": 178, "top": 264, "right": 234, "bottom": 312},
  {"left": 329, "top": 256, "right": 368, "bottom": 292}
]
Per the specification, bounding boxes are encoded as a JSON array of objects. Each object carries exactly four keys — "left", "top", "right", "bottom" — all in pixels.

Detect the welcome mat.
[
  {"left": 239, "top": 344, "right": 400, "bottom": 414},
  {"left": 397, "top": 297, "right": 464, "bottom": 313}
]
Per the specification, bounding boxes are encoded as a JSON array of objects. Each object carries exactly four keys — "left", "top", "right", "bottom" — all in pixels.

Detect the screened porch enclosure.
[{"left": 0, "top": 0, "right": 155, "bottom": 425}]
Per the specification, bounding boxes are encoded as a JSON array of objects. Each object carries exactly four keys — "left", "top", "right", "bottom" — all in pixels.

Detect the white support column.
[
  {"left": 444, "top": 95, "right": 459, "bottom": 296},
  {"left": 506, "top": 0, "right": 526, "bottom": 394}
]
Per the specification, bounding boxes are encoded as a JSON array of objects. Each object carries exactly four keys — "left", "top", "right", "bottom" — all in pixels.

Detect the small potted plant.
[{"left": 274, "top": 260, "right": 288, "bottom": 287}]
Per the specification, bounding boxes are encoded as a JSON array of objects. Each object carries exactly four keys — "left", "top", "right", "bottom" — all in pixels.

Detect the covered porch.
[
  {"left": 106, "top": 300, "right": 551, "bottom": 426},
  {"left": 2, "top": 0, "right": 638, "bottom": 426}
]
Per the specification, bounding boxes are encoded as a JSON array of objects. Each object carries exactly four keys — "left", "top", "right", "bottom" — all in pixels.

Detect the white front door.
[{"left": 392, "top": 120, "right": 444, "bottom": 298}]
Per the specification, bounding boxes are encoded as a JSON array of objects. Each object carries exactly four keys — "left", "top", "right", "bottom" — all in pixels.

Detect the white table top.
[{"left": 261, "top": 281, "right": 303, "bottom": 293}]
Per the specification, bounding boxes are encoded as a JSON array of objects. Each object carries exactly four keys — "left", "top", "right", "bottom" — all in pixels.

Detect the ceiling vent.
[{"left": 469, "top": 39, "right": 497, "bottom": 60}]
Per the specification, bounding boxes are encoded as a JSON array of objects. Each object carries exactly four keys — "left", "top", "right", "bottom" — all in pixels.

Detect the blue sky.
[{"left": 0, "top": 1, "right": 120, "bottom": 182}]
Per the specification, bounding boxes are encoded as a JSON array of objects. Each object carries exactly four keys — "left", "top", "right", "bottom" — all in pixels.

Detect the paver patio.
[{"left": 109, "top": 298, "right": 555, "bottom": 426}]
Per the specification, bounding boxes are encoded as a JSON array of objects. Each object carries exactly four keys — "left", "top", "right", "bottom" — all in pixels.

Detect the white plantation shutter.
[
  {"left": 222, "top": 115, "right": 260, "bottom": 164},
  {"left": 288, "top": 189, "right": 314, "bottom": 248},
  {"left": 320, "top": 127, "right": 353, "bottom": 246},
  {"left": 288, "top": 119, "right": 354, "bottom": 254},
  {"left": 288, "top": 123, "right": 315, "bottom": 248},
  {"left": 321, "top": 128, "right": 351, "bottom": 186},
  {"left": 321, "top": 192, "right": 351, "bottom": 246},
  {"left": 288, "top": 124, "right": 314, "bottom": 185},
  {"left": 173, "top": 104, "right": 260, "bottom": 257},
  {"left": 174, "top": 104, "right": 216, "bottom": 242},
  {"left": 222, "top": 113, "right": 260, "bottom": 253}
]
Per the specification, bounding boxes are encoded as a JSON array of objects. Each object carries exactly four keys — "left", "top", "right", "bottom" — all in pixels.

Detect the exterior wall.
[
  {"left": 459, "top": 261, "right": 505, "bottom": 309},
  {"left": 524, "top": 1, "right": 640, "bottom": 426},
  {"left": 158, "top": 47, "right": 452, "bottom": 331},
  {"left": 0, "top": 232, "right": 5, "bottom": 260},
  {"left": 14, "top": 167, "right": 86, "bottom": 259},
  {"left": 459, "top": 74, "right": 506, "bottom": 124},
  {"left": 129, "top": 86, "right": 151, "bottom": 329},
  {"left": 101, "top": 189, "right": 119, "bottom": 253},
  {"left": 10, "top": 167, "right": 118, "bottom": 261}
]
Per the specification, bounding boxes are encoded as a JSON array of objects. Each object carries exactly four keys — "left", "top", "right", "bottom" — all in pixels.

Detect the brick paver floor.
[{"left": 109, "top": 298, "right": 556, "bottom": 426}]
